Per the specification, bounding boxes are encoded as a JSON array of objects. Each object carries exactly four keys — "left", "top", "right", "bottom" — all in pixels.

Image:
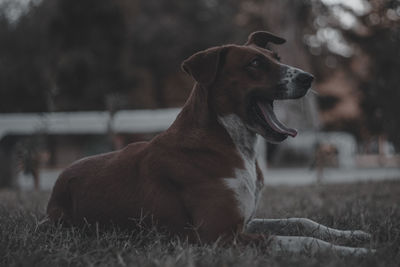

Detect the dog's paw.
[
  {"left": 340, "top": 246, "right": 376, "bottom": 257},
  {"left": 350, "top": 230, "right": 372, "bottom": 243},
  {"left": 332, "top": 230, "right": 372, "bottom": 246}
]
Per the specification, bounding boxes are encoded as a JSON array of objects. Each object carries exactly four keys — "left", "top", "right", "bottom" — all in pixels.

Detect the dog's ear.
[
  {"left": 181, "top": 46, "right": 226, "bottom": 86},
  {"left": 245, "top": 31, "right": 286, "bottom": 48}
]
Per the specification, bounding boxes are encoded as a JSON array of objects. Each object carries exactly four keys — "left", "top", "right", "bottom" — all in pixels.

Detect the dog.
[{"left": 47, "top": 31, "right": 373, "bottom": 256}]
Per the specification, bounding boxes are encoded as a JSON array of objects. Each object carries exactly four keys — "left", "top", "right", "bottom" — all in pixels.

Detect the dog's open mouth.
[{"left": 250, "top": 99, "right": 297, "bottom": 140}]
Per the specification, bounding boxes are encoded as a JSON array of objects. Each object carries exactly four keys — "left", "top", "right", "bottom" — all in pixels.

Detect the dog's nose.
[{"left": 295, "top": 72, "right": 314, "bottom": 87}]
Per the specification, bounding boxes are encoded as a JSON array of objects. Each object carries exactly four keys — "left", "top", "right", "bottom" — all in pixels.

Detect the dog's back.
[{"left": 47, "top": 141, "right": 189, "bottom": 231}]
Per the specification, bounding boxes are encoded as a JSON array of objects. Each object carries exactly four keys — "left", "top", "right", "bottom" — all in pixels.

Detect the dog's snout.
[{"left": 295, "top": 72, "right": 314, "bottom": 87}]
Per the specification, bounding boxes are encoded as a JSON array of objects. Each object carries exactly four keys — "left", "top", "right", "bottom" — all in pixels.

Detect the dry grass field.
[{"left": 1, "top": 180, "right": 400, "bottom": 266}]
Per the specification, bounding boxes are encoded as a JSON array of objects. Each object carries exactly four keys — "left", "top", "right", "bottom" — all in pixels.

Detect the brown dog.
[{"left": 47, "top": 32, "right": 372, "bottom": 255}]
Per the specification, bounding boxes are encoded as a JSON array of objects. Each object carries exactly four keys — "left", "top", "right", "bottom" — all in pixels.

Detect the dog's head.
[{"left": 182, "top": 31, "right": 314, "bottom": 143}]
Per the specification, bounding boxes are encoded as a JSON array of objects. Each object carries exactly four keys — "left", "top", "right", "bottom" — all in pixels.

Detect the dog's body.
[
  {"left": 47, "top": 83, "right": 263, "bottom": 243},
  {"left": 47, "top": 32, "right": 373, "bottom": 255}
]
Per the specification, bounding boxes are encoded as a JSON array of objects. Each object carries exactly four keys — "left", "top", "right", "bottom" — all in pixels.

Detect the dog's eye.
[
  {"left": 273, "top": 53, "right": 281, "bottom": 61},
  {"left": 250, "top": 59, "right": 261, "bottom": 68}
]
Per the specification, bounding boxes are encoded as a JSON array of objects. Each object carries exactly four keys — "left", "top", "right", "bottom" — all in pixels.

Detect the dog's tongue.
[{"left": 257, "top": 101, "right": 298, "bottom": 137}]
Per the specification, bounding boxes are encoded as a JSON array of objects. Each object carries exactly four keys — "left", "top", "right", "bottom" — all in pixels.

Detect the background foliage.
[{"left": 0, "top": 0, "right": 399, "bottom": 149}]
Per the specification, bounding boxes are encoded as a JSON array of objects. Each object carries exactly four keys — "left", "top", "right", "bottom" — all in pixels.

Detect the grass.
[{"left": 1, "top": 180, "right": 400, "bottom": 266}]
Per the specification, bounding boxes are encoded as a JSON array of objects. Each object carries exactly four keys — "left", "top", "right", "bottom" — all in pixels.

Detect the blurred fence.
[
  {"left": 0, "top": 109, "right": 268, "bottom": 189},
  {"left": 1, "top": 110, "right": 399, "bottom": 190},
  {"left": 0, "top": 109, "right": 180, "bottom": 138}
]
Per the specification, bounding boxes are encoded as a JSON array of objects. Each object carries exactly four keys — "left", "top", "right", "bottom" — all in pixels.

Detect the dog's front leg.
[
  {"left": 246, "top": 218, "right": 371, "bottom": 244},
  {"left": 268, "top": 235, "right": 375, "bottom": 256}
]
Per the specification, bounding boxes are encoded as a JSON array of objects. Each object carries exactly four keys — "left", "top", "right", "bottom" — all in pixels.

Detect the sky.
[
  {"left": 321, "top": 0, "right": 370, "bottom": 15},
  {"left": 0, "top": 0, "right": 42, "bottom": 24}
]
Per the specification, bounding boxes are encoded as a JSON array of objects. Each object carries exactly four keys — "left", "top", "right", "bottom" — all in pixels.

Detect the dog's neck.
[
  {"left": 171, "top": 84, "right": 257, "bottom": 160},
  {"left": 172, "top": 84, "right": 212, "bottom": 129},
  {"left": 217, "top": 114, "right": 257, "bottom": 160}
]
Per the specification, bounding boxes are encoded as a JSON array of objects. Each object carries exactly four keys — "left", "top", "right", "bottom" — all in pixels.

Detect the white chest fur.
[{"left": 218, "top": 114, "right": 260, "bottom": 223}]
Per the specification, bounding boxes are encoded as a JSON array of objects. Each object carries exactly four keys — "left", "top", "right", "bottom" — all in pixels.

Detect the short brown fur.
[{"left": 47, "top": 31, "right": 300, "bottom": 245}]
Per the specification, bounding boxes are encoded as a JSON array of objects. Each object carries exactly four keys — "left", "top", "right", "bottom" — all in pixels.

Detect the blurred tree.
[
  {"left": 48, "top": 0, "right": 129, "bottom": 111},
  {"left": 0, "top": 0, "right": 245, "bottom": 110},
  {"left": 0, "top": 2, "right": 51, "bottom": 112},
  {"left": 123, "top": 0, "right": 243, "bottom": 107},
  {"left": 1, "top": 0, "right": 398, "bottom": 152},
  {"left": 306, "top": 0, "right": 400, "bottom": 150},
  {"left": 0, "top": 0, "right": 130, "bottom": 112},
  {"left": 345, "top": 0, "right": 400, "bottom": 151}
]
